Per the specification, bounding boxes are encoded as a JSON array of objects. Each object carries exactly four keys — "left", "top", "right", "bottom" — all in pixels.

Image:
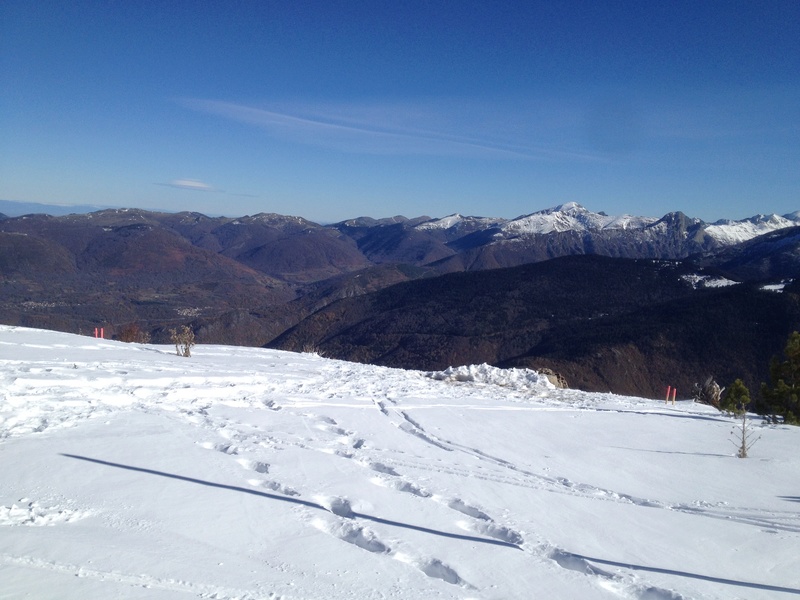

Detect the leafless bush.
[
  {"left": 118, "top": 323, "right": 151, "bottom": 344},
  {"left": 731, "top": 408, "right": 761, "bottom": 458},
  {"left": 693, "top": 376, "right": 723, "bottom": 409},
  {"left": 302, "top": 342, "right": 325, "bottom": 357},
  {"left": 169, "top": 325, "right": 195, "bottom": 357}
]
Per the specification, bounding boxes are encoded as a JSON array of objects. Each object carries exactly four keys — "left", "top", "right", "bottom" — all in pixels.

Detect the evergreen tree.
[
  {"left": 759, "top": 331, "right": 800, "bottom": 425},
  {"left": 722, "top": 379, "right": 750, "bottom": 415}
]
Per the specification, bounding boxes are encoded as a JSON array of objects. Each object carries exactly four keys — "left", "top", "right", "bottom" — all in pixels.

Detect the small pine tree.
[
  {"left": 721, "top": 379, "right": 750, "bottom": 415},
  {"left": 759, "top": 331, "right": 800, "bottom": 425},
  {"left": 724, "top": 379, "right": 759, "bottom": 458}
]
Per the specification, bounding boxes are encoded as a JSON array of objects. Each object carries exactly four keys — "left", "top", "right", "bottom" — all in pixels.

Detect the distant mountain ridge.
[
  {"left": 415, "top": 202, "right": 799, "bottom": 252},
  {"left": 1, "top": 201, "right": 798, "bottom": 397},
  {"left": 2, "top": 198, "right": 798, "bottom": 250}
]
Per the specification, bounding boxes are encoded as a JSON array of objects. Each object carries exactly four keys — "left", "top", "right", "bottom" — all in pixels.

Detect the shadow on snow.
[
  {"left": 570, "top": 552, "right": 800, "bottom": 596},
  {"left": 60, "top": 453, "right": 521, "bottom": 550}
]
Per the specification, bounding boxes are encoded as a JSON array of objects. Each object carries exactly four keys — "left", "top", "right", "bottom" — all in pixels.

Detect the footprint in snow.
[
  {"left": 315, "top": 496, "right": 354, "bottom": 518},
  {"left": 312, "top": 513, "right": 470, "bottom": 588},
  {"left": 358, "top": 460, "right": 398, "bottom": 476},
  {"left": 458, "top": 520, "right": 524, "bottom": 545},
  {"left": 312, "top": 518, "right": 390, "bottom": 554},
  {"left": 371, "top": 477, "right": 431, "bottom": 498},
  {"left": 247, "top": 479, "right": 299, "bottom": 497},
  {"left": 394, "top": 553, "right": 472, "bottom": 588},
  {"left": 548, "top": 548, "right": 686, "bottom": 600},
  {"left": 236, "top": 458, "right": 270, "bottom": 474},
  {"left": 445, "top": 497, "right": 490, "bottom": 521},
  {"left": 315, "top": 423, "right": 349, "bottom": 436},
  {"left": 198, "top": 441, "right": 238, "bottom": 455}
]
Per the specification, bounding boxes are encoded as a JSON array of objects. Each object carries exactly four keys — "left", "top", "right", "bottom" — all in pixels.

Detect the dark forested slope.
[{"left": 270, "top": 256, "right": 800, "bottom": 397}]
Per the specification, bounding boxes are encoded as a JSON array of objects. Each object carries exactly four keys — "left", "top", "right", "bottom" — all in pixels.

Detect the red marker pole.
[
  {"left": 672, "top": 388, "right": 677, "bottom": 405},
  {"left": 94, "top": 327, "right": 98, "bottom": 338},
  {"left": 100, "top": 327, "right": 104, "bottom": 339},
  {"left": 665, "top": 385, "right": 671, "bottom": 404}
]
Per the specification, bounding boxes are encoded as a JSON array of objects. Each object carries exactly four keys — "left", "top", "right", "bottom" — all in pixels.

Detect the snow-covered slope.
[
  {"left": 705, "top": 214, "right": 799, "bottom": 245},
  {"left": 501, "top": 202, "right": 656, "bottom": 236},
  {"left": 1, "top": 326, "right": 798, "bottom": 599},
  {"left": 417, "top": 203, "right": 799, "bottom": 246},
  {"left": 415, "top": 214, "right": 503, "bottom": 232}
]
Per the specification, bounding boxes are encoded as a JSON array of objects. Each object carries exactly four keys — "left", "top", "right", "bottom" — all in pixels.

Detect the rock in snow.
[{"left": 1, "top": 325, "right": 798, "bottom": 599}]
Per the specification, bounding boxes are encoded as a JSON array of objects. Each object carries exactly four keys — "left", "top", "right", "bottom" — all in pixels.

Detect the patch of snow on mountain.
[
  {"left": 681, "top": 274, "right": 740, "bottom": 289},
  {"left": 416, "top": 214, "right": 503, "bottom": 231},
  {"left": 705, "top": 214, "right": 796, "bottom": 245},
  {"left": 704, "top": 277, "right": 740, "bottom": 288},
  {"left": 761, "top": 280, "right": 793, "bottom": 293},
  {"left": 603, "top": 213, "right": 657, "bottom": 230}
]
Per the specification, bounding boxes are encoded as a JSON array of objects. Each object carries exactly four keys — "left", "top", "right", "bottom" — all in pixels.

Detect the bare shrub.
[
  {"left": 732, "top": 408, "right": 761, "bottom": 458},
  {"left": 302, "top": 343, "right": 326, "bottom": 357},
  {"left": 693, "top": 376, "right": 723, "bottom": 409},
  {"left": 538, "top": 368, "right": 568, "bottom": 389},
  {"left": 118, "top": 323, "right": 151, "bottom": 344},
  {"left": 719, "top": 379, "right": 759, "bottom": 458},
  {"left": 169, "top": 325, "right": 195, "bottom": 357}
]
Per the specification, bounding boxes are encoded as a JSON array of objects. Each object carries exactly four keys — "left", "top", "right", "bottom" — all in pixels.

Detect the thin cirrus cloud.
[
  {"left": 179, "top": 98, "right": 600, "bottom": 161},
  {"left": 163, "top": 179, "right": 217, "bottom": 191}
]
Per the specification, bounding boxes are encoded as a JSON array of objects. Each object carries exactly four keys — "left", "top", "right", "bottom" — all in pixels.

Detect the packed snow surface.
[{"left": 1, "top": 326, "right": 798, "bottom": 599}]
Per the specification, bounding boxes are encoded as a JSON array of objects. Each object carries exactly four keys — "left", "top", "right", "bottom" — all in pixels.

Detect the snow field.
[{"left": 1, "top": 325, "right": 798, "bottom": 599}]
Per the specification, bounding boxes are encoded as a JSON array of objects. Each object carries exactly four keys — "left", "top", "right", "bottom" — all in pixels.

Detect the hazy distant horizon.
[{"left": 2, "top": 197, "right": 797, "bottom": 227}]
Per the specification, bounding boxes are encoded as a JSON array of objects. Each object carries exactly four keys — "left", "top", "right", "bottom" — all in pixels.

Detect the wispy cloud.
[
  {"left": 179, "top": 98, "right": 600, "bottom": 161},
  {"left": 161, "top": 179, "right": 218, "bottom": 192}
]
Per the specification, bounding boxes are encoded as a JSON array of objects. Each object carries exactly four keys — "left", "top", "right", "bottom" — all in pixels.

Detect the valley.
[{"left": 1, "top": 202, "right": 798, "bottom": 399}]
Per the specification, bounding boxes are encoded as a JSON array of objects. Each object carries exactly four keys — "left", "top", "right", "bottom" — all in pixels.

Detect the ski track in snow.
[{"left": 2, "top": 327, "right": 798, "bottom": 599}]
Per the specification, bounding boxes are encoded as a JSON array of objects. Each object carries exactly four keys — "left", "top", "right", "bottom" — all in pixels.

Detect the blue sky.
[{"left": 1, "top": 1, "right": 798, "bottom": 222}]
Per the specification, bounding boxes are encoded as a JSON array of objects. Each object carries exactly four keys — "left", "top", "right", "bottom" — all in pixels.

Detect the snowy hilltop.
[
  {"left": 415, "top": 202, "right": 800, "bottom": 243},
  {"left": 1, "top": 326, "right": 799, "bottom": 599}
]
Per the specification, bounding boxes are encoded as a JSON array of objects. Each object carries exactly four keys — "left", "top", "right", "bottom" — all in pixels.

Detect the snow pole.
[
  {"left": 672, "top": 388, "right": 677, "bottom": 405},
  {"left": 94, "top": 327, "right": 98, "bottom": 338},
  {"left": 100, "top": 327, "right": 104, "bottom": 339},
  {"left": 666, "top": 385, "right": 672, "bottom": 404}
]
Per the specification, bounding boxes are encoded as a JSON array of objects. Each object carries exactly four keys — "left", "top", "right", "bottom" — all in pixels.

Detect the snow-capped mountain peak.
[
  {"left": 415, "top": 214, "right": 505, "bottom": 232},
  {"left": 501, "top": 203, "right": 655, "bottom": 236},
  {"left": 705, "top": 213, "right": 798, "bottom": 245}
]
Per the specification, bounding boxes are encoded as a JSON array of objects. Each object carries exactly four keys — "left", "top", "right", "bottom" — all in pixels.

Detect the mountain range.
[{"left": 1, "top": 201, "right": 798, "bottom": 398}]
